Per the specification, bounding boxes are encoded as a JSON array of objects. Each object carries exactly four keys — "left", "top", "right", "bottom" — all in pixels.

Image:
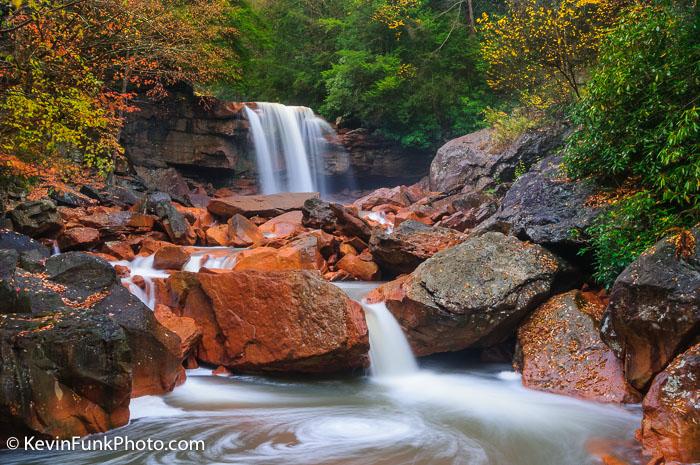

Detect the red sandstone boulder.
[
  {"left": 153, "top": 245, "right": 191, "bottom": 270},
  {"left": 102, "top": 241, "right": 135, "bottom": 261},
  {"left": 259, "top": 211, "right": 304, "bottom": 239},
  {"left": 233, "top": 235, "right": 326, "bottom": 272},
  {"left": 516, "top": 290, "right": 641, "bottom": 403},
  {"left": 353, "top": 185, "right": 427, "bottom": 211},
  {"left": 227, "top": 214, "right": 264, "bottom": 247},
  {"left": 205, "top": 224, "right": 229, "bottom": 246},
  {"left": 79, "top": 211, "right": 155, "bottom": 237},
  {"left": 154, "top": 304, "right": 202, "bottom": 359},
  {"left": 641, "top": 343, "right": 700, "bottom": 464},
  {"left": 165, "top": 270, "right": 369, "bottom": 373},
  {"left": 207, "top": 192, "right": 318, "bottom": 219},
  {"left": 336, "top": 251, "right": 381, "bottom": 281},
  {"left": 57, "top": 227, "right": 100, "bottom": 250}
]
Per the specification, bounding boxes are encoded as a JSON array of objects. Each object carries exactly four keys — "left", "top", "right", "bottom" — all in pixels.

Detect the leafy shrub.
[
  {"left": 483, "top": 107, "right": 541, "bottom": 150},
  {"left": 566, "top": 1, "right": 699, "bottom": 285}
]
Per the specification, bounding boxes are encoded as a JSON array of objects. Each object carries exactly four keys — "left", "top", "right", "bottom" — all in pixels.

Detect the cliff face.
[
  {"left": 120, "top": 86, "right": 254, "bottom": 185},
  {"left": 120, "top": 87, "right": 432, "bottom": 194}
]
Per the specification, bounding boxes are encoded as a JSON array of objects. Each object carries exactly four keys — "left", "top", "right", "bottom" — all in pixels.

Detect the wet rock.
[
  {"left": 227, "top": 214, "right": 264, "bottom": 247},
  {"left": 353, "top": 185, "right": 428, "bottom": 211},
  {"left": 154, "top": 304, "right": 202, "bottom": 359},
  {"left": 205, "top": 224, "right": 229, "bottom": 246},
  {"left": 377, "top": 232, "right": 567, "bottom": 356},
  {"left": 9, "top": 200, "right": 63, "bottom": 237},
  {"left": 165, "top": 270, "right": 369, "bottom": 373},
  {"left": 369, "top": 220, "right": 464, "bottom": 275},
  {"left": 141, "top": 192, "right": 195, "bottom": 245},
  {"left": 259, "top": 211, "right": 304, "bottom": 239},
  {"left": 79, "top": 210, "right": 155, "bottom": 238},
  {"left": 0, "top": 230, "right": 50, "bottom": 257},
  {"left": 601, "top": 228, "right": 700, "bottom": 390},
  {"left": 476, "top": 155, "right": 604, "bottom": 251},
  {"left": 429, "top": 126, "right": 566, "bottom": 194},
  {"left": 336, "top": 252, "right": 381, "bottom": 281},
  {"left": 516, "top": 290, "right": 641, "bottom": 403},
  {"left": 57, "top": 227, "right": 101, "bottom": 251},
  {"left": 0, "top": 311, "right": 131, "bottom": 441},
  {"left": 102, "top": 241, "right": 135, "bottom": 261},
  {"left": 641, "top": 343, "right": 700, "bottom": 464},
  {"left": 153, "top": 245, "right": 191, "bottom": 270},
  {"left": 208, "top": 192, "right": 318, "bottom": 219},
  {"left": 233, "top": 235, "right": 326, "bottom": 272},
  {"left": 44, "top": 252, "right": 185, "bottom": 396},
  {"left": 302, "top": 198, "right": 372, "bottom": 241}
]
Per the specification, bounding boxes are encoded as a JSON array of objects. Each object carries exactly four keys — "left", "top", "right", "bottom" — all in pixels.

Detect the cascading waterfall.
[
  {"left": 362, "top": 301, "right": 418, "bottom": 377},
  {"left": 244, "top": 102, "right": 336, "bottom": 195}
]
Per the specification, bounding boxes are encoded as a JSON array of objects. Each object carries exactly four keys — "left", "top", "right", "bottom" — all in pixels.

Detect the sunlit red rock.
[
  {"left": 153, "top": 245, "right": 191, "bottom": 270},
  {"left": 165, "top": 270, "right": 369, "bottom": 373},
  {"left": 57, "top": 227, "right": 100, "bottom": 250},
  {"left": 227, "top": 214, "right": 264, "bottom": 247},
  {"left": 336, "top": 251, "right": 381, "bottom": 281},
  {"left": 259, "top": 211, "right": 304, "bottom": 239}
]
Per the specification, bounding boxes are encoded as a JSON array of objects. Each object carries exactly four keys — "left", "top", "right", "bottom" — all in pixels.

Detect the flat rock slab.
[{"left": 208, "top": 192, "right": 319, "bottom": 219}]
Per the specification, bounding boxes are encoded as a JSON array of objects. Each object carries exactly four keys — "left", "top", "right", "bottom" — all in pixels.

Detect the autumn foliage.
[{"left": 0, "top": 0, "right": 239, "bottom": 178}]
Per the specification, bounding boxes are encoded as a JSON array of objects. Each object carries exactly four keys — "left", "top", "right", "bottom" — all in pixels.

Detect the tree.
[
  {"left": 565, "top": 1, "right": 700, "bottom": 285},
  {"left": 478, "top": 0, "right": 625, "bottom": 107},
  {"left": 0, "top": 0, "right": 240, "bottom": 176}
]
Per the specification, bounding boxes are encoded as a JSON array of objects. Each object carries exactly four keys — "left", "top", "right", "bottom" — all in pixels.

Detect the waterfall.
[
  {"left": 362, "top": 301, "right": 418, "bottom": 377},
  {"left": 244, "top": 102, "right": 336, "bottom": 195}
]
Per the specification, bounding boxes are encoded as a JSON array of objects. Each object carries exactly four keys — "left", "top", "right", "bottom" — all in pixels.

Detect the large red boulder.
[
  {"left": 516, "top": 290, "right": 641, "bottom": 403},
  {"left": 165, "top": 270, "right": 369, "bottom": 373},
  {"left": 259, "top": 211, "right": 304, "bottom": 239},
  {"left": 57, "top": 227, "right": 101, "bottom": 251},
  {"left": 153, "top": 245, "right": 191, "bottom": 270},
  {"left": 233, "top": 235, "right": 326, "bottom": 272},
  {"left": 641, "top": 343, "right": 700, "bottom": 464},
  {"left": 227, "top": 214, "right": 264, "bottom": 247}
]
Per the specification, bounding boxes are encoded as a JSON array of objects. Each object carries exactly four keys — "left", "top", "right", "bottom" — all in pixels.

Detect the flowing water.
[
  {"left": 244, "top": 103, "right": 340, "bottom": 195},
  {"left": 1, "top": 262, "right": 642, "bottom": 465}
]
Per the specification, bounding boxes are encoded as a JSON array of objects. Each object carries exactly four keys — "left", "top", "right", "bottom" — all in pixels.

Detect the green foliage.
[
  {"left": 584, "top": 191, "right": 689, "bottom": 286},
  {"left": 235, "top": 0, "right": 502, "bottom": 150},
  {"left": 565, "top": 1, "right": 700, "bottom": 285}
]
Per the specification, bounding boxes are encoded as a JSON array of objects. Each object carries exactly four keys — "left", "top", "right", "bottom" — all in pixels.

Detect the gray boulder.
[
  {"left": 379, "top": 232, "right": 568, "bottom": 356},
  {"left": 8, "top": 200, "right": 63, "bottom": 237},
  {"left": 476, "top": 155, "right": 604, "bottom": 250},
  {"left": 429, "top": 126, "right": 566, "bottom": 194}
]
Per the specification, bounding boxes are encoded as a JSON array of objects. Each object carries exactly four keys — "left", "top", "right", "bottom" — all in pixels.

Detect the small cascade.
[
  {"left": 51, "top": 240, "right": 60, "bottom": 256},
  {"left": 113, "top": 247, "right": 241, "bottom": 310},
  {"left": 244, "top": 102, "right": 339, "bottom": 195},
  {"left": 362, "top": 301, "right": 418, "bottom": 377}
]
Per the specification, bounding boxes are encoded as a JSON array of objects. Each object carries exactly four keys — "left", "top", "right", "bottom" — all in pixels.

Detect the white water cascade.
[
  {"left": 244, "top": 102, "right": 337, "bottom": 195},
  {"left": 362, "top": 301, "right": 419, "bottom": 377}
]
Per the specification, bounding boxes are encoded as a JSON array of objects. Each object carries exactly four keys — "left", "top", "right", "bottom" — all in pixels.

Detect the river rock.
[
  {"left": 377, "top": 232, "right": 567, "bottom": 356},
  {"left": 516, "top": 290, "right": 641, "bottom": 403},
  {"left": 336, "top": 251, "right": 381, "bottom": 281},
  {"left": 9, "top": 200, "right": 63, "bottom": 237},
  {"left": 227, "top": 214, "right": 264, "bottom": 247},
  {"left": 259, "top": 211, "right": 304, "bottom": 239},
  {"left": 165, "top": 270, "right": 369, "bottom": 373},
  {"left": 369, "top": 220, "right": 464, "bottom": 275},
  {"left": 302, "top": 198, "right": 372, "bottom": 241},
  {"left": 476, "top": 155, "right": 604, "bottom": 251},
  {"left": 42, "top": 252, "right": 185, "bottom": 397},
  {"left": 353, "top": 185, "right": 428, "bottom": 211},
  {"left": 640, "top": 343, "right": 700, "bottom": 464},
  {"left": 57, "top": 227, "right": 101, "bottom": 251},
  {"left": 601, "top": 228, "right": 700, "bottom": 390},
  {"left": 79, "top": 210, "right": 156, "bottom": 238},
  {"left": 141, "top": 192, "right": 196, "bottom": 245},
  {"left": 153, "top": 245, "right": 191, "bottom": 270},
  {"left": 233, "top": 235, "right": 326, "bottom": 272},
  {"left": 208, "top": 192, "right": 318, "bottom": 219},
  {"left": 0, "top": 311, "right": 131, "bottom": 441},
  {"left": 429, "top": 126, "right": 566, "bottom": 194}
]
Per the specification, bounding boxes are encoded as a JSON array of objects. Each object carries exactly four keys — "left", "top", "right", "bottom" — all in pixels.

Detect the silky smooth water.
[{"left": 1, "top": 271, "right": 641, "bottom": 465}]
